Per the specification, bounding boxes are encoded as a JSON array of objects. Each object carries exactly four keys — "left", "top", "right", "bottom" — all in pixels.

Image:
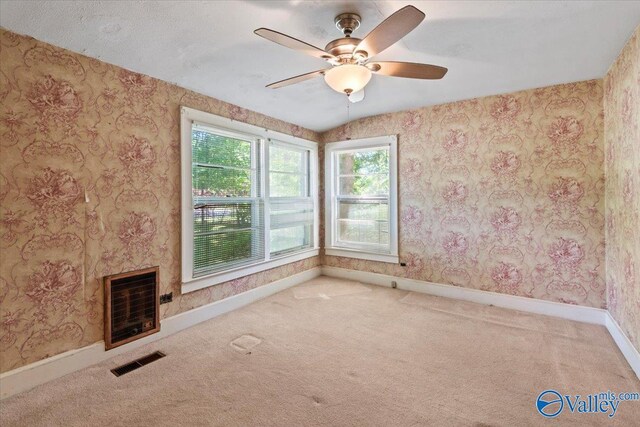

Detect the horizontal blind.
[
  {"left": 193, "top": 199, "right": 265, "bottom": 276},
  {"left": 192, "top": 126, "right": 264, "bottom": 277},
  {"left": 269, "top": 141, "right": 313, "bottom": 256},
  {"left": 269, "top": 199, "right": 313, "bottom": 256},
  {"left": 337, "top": 198, "right": 389, "bottom": 247}
]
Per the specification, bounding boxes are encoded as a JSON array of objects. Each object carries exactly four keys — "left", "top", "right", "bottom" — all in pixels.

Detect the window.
[
  {"left": 190, "top": 126, "right": 264, "bottom": 277},
  {"left": 325, "top": 135, "right": 398, "bottom": 263},
  {"left": 268, "top": 142, "right": 314, "bottom": 257},
  {"left": 181, "top": 107, "right": 318, "bottom": 293}
]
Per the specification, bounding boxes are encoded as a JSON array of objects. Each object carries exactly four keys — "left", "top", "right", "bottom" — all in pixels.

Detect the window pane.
[
  {"left": 191, "top": 125, "right": 263, "bottom": 277},
  {"left": 194, "top": 230, "right": 254, "bottom": 272},
  {"left": 338, "top": 219, "right": 389, "bottom": 245},
  {"left": 332, "top": 144, "right": 392, "bottom": 252},
  {"left": 338, "top": 200, "right": 388, "bottom": 221},
  {"left": 339, "top": 174, "right": 389, "bottom": 196},
  {"left": 193, "top": 165, "right": 252, "bottom": 198},
  {"left": 192, "top": 129, "right": 251, "bottom": 168},
  {"left": 337, "top": 200, "right": 389, "bottom": 246},
  {"left": 270, "top": 200, "right": 314, "bottom": 229},
  {"left": 270, "top": 144, "right": 306, "bottom": 173},
  {"left": 270, "top": 225, "right": 311, "bottom": 255},
  {"left": 269, "top": 144, "right": 309, "bottom": 198},
  {"left": 193, "top": 201, "right": 264, "bottom": 276},
  {"left": 339, "top": 148, "right": 389, "bottom": 176},
  {"left": 267, "top": 143, "right": 313, "bottom": 255},
  {"left": 270, "top": 199, "right": 313, "bottom": 255},
  {"left": 270, "top": 171, "right": 306, "bottom": 197},
  {"left": 338, "top": 147, "right": 389, "bottom": 196},
  {"left": 194, "top": 202, "right": 253, "bottom": 234}
]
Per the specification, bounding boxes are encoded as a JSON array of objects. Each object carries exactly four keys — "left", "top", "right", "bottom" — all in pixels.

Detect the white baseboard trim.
[
  {"left": 3, "top": 265, "right": 638, "bottom": 399},
  {"left": 0, "top": 266, "right": 321, "bottom": 400},
  {"left": 321, "top": 266, "right": 639, "bottom": 379},
  {"left": 321, "top": 266, "right": 607, "bottom": 324},
  {"left": 605, "top": 312, "right": 640, "bottom": 379}
]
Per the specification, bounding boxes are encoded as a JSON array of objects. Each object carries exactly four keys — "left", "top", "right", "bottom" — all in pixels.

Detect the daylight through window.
[
  {"left": 181, "top": 108, "right": 318, "bottom": 292},
  {"left": 325, "top": 136, "right": 398, "bottom": 263}
]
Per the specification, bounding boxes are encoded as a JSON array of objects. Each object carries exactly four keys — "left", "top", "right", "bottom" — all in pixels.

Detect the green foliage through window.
[
  {"left": 192, "top": 129, "right": 260, "bottom": 275},
  {"left": 335, "top": 146, "right": 390, "bottom": 248},
  {"left": 192, "top": 130, "right": 253, "bottom": 198},
  {"left": 191, "top": 128, "right": 314, "bottom": 276},
  {"left": 338, "top": 148, "right": 389, "bottom": 196}
]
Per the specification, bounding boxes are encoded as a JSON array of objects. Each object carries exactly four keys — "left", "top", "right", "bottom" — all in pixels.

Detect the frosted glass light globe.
[{"left": 324, "top": 64, "right": 372, "bottom": 94}]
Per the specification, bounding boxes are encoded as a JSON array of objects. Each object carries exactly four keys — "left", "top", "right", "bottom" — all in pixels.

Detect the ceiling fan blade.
[
  {"left": 255, "top": 28, "right": 336, "bottom": 62},
  {"left": 368, "top": 61, "right": 448, "bottom": 79},
  {"left": 266, "top": 69, "right": 327, "bottom": 89},
  {"left": 355, "top": 5, "right": 425, "bottom": 59}
]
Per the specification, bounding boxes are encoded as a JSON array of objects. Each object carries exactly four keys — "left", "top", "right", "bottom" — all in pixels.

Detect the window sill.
[
  {"left": 324, "top": 248, "right": 399, "bottom": 264},
  {"left": 181, "top": 248, "right": 319, "bottom": 294}
]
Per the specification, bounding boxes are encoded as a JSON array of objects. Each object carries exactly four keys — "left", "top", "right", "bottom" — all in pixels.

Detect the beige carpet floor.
[{"left": 1, "top": 276, "right": 639, "bottom": 426}]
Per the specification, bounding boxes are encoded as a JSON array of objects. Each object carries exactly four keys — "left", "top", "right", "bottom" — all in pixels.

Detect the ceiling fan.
[{"left": 254, "top": 5, "right": 447, "bottom": 102}]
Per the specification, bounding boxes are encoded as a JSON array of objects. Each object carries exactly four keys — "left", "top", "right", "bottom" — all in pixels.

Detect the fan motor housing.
[{"left": 325, "top": 37, "right": 362, "bottom": 59}]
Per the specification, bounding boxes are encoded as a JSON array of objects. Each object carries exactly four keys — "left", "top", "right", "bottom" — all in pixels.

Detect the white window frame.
[
  {"left": 181, "top": 107, "right": 319, "bottom": 294},
  {"left": 324, "top": 135, "right": 399, "bottom": 263},
  {"left": 267, "top": 139, "right": 314, "bottom": 257}
]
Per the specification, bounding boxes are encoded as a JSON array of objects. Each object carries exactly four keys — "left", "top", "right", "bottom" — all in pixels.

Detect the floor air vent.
[
  {"left": 104, "top": 266, "right": 160, "bottom": 350},
  {"left": 111, "top": 351, "right": 166, "bottom": 377}
]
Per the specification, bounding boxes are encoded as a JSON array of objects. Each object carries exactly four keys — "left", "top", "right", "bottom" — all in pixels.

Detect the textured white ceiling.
[{"left": 1, "top": 1, "right": 639, "bottom": 131}]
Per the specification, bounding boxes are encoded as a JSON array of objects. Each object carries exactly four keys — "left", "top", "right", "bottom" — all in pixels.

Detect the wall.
[
  {"left": 0, "top": 29, "right": 320, "bottom": 372},
  {"left": 2, "top": 24, "right": 635, "bottom": 374},
  {"left": 322, "top": 80, "right": 606, "bottom": 309},
  {"left": 605, "top": 25, "right": 640, "bottom": 351}
]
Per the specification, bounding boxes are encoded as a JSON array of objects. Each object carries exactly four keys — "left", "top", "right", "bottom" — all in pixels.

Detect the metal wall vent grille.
[{"left": 104, "top": 267, "right": 160, "bottom": 350}]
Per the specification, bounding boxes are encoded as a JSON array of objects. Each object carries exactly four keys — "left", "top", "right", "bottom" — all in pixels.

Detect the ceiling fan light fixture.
[
  {"left": 257, "top": 6, "right": 446, "bottom": 93},
  {"left": 324, "top": 64, "right": 372, "bottom": 95}
]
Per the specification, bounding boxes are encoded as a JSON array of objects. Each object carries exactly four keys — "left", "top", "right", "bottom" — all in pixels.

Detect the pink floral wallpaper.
[
  {"left": 322, "top": 80, "right": 606, "bottom": 309},
  {"left": 1, "top": 24, "right": 636, "bottom": 373},
  {"left": 0, "top": 29, "right": 320, "bottom": 372},
  {"left": 605, "top": 25, "right": 639, "bottom": 352}
]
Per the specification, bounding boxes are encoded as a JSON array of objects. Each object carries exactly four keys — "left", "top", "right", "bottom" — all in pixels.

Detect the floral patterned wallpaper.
[
  {"left": 0, "top": 29, "right": 321, "bottom": 372},
  {"left": 1, "top": 24, "right": 636, "bottom": 373},
  {"left": 605, "top": 25, "right": 639, "bottom": 352},
  {"left": 322, "top": 80, "right": 606, "bottom": 309}
]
